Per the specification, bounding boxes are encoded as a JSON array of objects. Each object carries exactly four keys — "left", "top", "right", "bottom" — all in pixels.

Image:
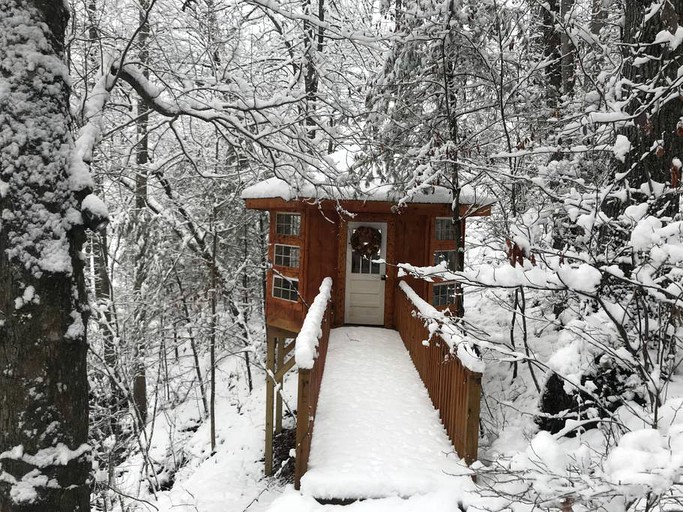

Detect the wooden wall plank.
[
  {"left": 335, "top": 222, "right": 347, "bottom": 327},
  {"left": 384, "top": 216, "right": 396, "bottom": 328},
  {"left": 305, "top": 209, "right": 339, "bottom": 309}
]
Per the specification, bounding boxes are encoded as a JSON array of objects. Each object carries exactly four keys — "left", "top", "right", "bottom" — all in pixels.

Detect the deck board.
[{"left": 300, "top": 326, "right": 472, "bottom": 500}]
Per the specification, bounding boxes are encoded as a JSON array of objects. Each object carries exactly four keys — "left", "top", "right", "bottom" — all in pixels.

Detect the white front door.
[{"left": 345, "top": 222, "right": 387, "bottom": 325}]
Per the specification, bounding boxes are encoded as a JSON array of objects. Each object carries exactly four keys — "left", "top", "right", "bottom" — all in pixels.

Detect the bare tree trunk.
[
  {"left": 210, "top": 230, "right": 218, "bottom": 452},
  {"left": 85, "top": 0, "right": 126, "bottom": 461},
  {"left": 174, "top": 270, "right": 209, "bottom": 417},
  {"left": 302, "top": 0, "right": 324, "bottom": 140},
  {"left": 0, "top": 1, "right": 90, "bottom": 509},
  {"left": 442, "top": 19, "right": 465, "bottom": 318},
  {"left": 242, "top": 223, "right": 254, "bottom": 392},
  {"left": 132, "top": 0, "right": 151, "bottom": 426},
  {"left": 541, "top": 0, "right": 562, "bottom": 107},
  {"left": 540, "top": 0, "right": 575, "bottom": 106},
  {"left": 560, "top": 0, "right": 575, "bottom": 95}
]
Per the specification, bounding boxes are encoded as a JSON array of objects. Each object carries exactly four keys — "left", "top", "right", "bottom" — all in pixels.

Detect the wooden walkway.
[{"left": 299, "top": 327, "right": 472, "bottom": 500}]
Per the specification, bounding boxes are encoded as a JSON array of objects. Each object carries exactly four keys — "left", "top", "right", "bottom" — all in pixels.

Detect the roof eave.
[{"left": 244, "top": 197, "right": 492, "bottom": 217}]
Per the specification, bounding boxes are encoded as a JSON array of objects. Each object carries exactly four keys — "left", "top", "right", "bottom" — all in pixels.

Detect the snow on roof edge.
[{"left": 241, "top": 177, "right": 494, "bottom": 206}]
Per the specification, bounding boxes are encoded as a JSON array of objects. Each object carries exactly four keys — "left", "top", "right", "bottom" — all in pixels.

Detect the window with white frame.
[
  {"left": 273, "top": 276, "right": 299, "bottom": 301},
  {"left": 274, "top": 244, "right": 300, "bottom": 268},
  {"left": 432, "top": 282, "right": 456, "bottom": 306},
  {"left": 435, "top": 217, "right": 456, "bottom": 240},
  {"left": 434, "top": 250, "right": 457, "bottom": 271},
  {"left": 275, "top": 212, "right": 301, "bottom": 236}
]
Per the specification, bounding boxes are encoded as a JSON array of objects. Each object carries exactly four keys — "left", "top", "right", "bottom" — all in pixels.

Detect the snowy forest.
[{"left": 1, "top": 0, "right": 682, "bottom": 510}]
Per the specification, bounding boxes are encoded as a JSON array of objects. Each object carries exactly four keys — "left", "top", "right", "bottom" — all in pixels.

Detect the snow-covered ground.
[{"left": 114, "top": 351, "right": 292, "bottom": 512}]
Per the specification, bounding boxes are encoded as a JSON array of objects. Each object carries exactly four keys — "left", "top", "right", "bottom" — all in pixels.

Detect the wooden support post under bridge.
[
  {"left": 276, "top": 336, "right": 284, "bottom": 433},
  {"left": 265, "top": 326, "right": 297, "bottom": 476}
]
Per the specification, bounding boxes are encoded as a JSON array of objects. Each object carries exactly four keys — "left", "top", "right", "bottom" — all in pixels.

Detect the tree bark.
[
  {"left": 0, "top": 1, "right": 90, "bottom": 510},
  {"left": 302, "top": 0, "right": 324, "bottom": 139},
  {"left": 620, "top": 0, "right": 683, "bottom": 201},
  {"left": 591, "top": 0, "right": 608, "bottom": 34},
  {"left": 132, "top": 0, "right": 151, "bottom": 427},
  {"left": 541, "top": 0, "right": 575, "bottom": 107}
]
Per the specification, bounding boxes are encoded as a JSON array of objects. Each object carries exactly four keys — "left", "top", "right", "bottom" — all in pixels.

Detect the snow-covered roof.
[
  {"left": 241, "top": 177, "right": 491, "bottom": 206},
  {"left": 242, "top": 147, "right": 494, "bottom": 207}
]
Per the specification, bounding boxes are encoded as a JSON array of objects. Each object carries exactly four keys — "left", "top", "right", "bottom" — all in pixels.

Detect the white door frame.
[{"left": 344, "top": 221, "right": 387, "bottom": 325}]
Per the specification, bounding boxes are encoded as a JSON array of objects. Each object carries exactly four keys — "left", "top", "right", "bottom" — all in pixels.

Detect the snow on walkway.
[{"left": 301, "top": 326, "right": 473, "bottom": 500}]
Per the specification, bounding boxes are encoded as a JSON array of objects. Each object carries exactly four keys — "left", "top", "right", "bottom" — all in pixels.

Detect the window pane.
[
  {"left": 273, "top": 276, "right": 299, "bottom": 301},
  {"left": 351, "top": 251, "right": 361, "bottom": 273},
  {"left": 351, "top": 245, "right": 381, "bottom": 274},
  {"left": 274, "top": 245, "right": 300, "bottom": 268},
  {"left": 436, "top": 218, "right": 456, "bottom": 240},
  {"left": 432, "top": 283, "right": 456, "bottom": 306},
  {"left": 350, "top": 227, "right": 381, "bottom": 275},
  {"left": 276, "top": 213, "right": 301, "bottom": 236},
  {"left": 434, "top": 250, "right": 457, "bottom": 271}
]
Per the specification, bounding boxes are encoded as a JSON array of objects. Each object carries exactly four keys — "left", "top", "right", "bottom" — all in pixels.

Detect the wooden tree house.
[{"left": 243, "top": 176, "right": 491, "bottom": 489}]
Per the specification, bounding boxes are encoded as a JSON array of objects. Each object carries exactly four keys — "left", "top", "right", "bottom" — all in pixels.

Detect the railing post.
[
  {"left": 295, "top": 369, "right": 311, "bottom": 490},
  {"left": 464, "top": 371, "right": 482, "bottom": 465}
]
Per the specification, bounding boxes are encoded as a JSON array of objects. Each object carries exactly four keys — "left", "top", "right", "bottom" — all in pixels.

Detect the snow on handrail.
[
  {"left": 295, "top": 277, "right": 333, "bottom": 370},
  {"left": 398, "top": 280, "right": 484, "bottom": 373}
]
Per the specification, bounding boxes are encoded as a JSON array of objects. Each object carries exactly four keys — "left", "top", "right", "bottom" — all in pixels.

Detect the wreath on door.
[{"left": 350, "top": 226, "right": 382, "bottom": 259}]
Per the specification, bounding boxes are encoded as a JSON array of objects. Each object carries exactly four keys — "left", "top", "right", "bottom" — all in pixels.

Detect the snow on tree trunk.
[{"left": 0, "top": 1, "right": 91, "bottom": 510}]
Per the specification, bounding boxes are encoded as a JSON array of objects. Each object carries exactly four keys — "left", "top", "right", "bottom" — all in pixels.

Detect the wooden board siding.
[
  {"left": 334, "top": 222, "right": 347, "bottom": 328},
  {"left": 395, "top": 215, "right": 429, "bottom": 302},
  {"left": 305, "top": 210, "right": 339, "bottom": 317},
  {"left": 384, "top": 217, "right": 397, "bottom": 328}
]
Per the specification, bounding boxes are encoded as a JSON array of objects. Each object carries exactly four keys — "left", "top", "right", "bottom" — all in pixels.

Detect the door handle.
[{"left": 381, "top": 274, "right": 387, "bottom": 281}]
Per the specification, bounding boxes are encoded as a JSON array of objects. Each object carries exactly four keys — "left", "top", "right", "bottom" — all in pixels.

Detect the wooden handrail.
[
  {"left": 394, "top": 281, "right": 482, "bottom": 465},
  {"left": 294, "top": 278, "right": 333, "bottom": 489}
]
